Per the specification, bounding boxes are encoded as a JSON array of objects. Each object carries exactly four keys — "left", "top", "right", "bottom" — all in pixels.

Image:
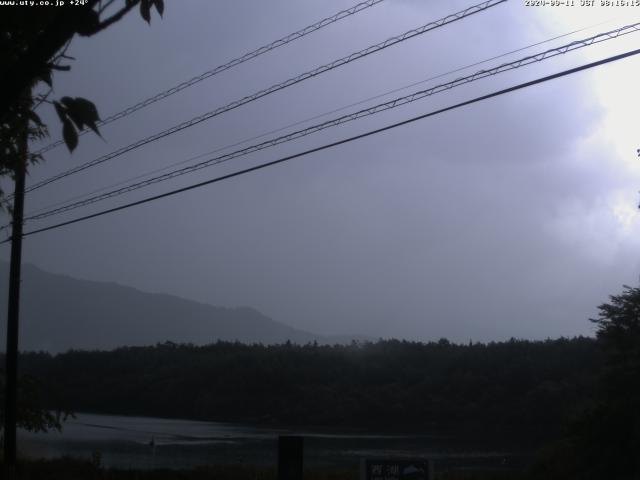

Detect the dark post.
[
  {"left": 278, "top": 435, "right": 303, "bottom": 480},
  {"left": 4, "top": 129, "right": 27, "bottom": 468}
]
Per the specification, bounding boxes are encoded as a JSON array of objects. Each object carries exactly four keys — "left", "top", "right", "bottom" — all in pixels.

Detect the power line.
[
  {"left": 23, "top": 21, "right": 640, "bottom": 223},
  {"left": 23, "top": 0, "right": 506, "bottom": 195},
  {"left": 33, "top": 0, "right": 388, "bottom": 156},
  {"left": 24, "top": 16, "right": 618, "bottom": 219},
  {"left": 8, "top": 46, "right": 640, "bottom": 243}
]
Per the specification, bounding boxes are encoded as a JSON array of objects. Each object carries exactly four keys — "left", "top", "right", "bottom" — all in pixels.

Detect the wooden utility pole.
[{"left": 4, "top": 123, "right": 27, "bottom": 468}]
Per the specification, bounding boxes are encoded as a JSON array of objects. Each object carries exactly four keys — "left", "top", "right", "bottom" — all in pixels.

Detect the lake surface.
[{"left": 19, "top": 413, "right": 531, "bottom": 472}]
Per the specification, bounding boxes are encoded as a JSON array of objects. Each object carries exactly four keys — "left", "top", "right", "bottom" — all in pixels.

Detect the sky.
[{"left": 2, "top": 0, "right": 640, "bottom": 343}]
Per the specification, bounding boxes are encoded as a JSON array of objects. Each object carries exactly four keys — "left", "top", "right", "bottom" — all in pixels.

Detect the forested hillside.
[{"left": 19, "top": 338, "right": 600, "bottom": 442}]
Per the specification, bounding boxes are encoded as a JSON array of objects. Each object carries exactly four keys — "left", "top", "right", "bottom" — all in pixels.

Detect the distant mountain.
[{"left": 0, "top": 263, "right": 364, "bottom": 352}]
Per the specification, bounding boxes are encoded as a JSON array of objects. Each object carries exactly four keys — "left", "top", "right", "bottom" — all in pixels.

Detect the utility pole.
[{"left": 4, "top": 120, "right": 27, "bottom": 469}]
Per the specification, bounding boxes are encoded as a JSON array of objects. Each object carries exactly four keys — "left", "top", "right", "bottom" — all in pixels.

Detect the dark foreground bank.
[{"left": 0, "top": 458, "right": 528, "bottom": 480}]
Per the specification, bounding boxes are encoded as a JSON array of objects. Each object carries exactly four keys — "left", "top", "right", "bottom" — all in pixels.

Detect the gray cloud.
[{"left": 3, "top": 0, "right": 639, "bottom": 345}]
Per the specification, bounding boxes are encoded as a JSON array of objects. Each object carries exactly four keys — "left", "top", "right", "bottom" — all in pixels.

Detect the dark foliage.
[
  {"left": 581, "top": 286, "right": 640, "bottom": 478},
  {"left": 530, "top": 286, "right": 640, "bottom": 479},
  {"left": 0, "top": 371, "right": 69, "bottom": 433},
  {"left": 17, "top": 338, "right": 599, "bottom": 443},
  {"left": 0, "top": 0, "right": 164, "bottom": 201}
]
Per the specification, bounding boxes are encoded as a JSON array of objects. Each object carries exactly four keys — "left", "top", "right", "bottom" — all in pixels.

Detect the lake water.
[{"left": 18, "top": 413, "right": 531, "bottom": 472}]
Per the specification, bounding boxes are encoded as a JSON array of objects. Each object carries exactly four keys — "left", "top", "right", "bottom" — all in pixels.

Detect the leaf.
[
  {"left": 71, "top": 97, "right": 100, "bottom": 122},
  {"left": 153, "top": 0, "right": 164, "bottom": 17},
  {"left": 59, "top": 96, "right": 74, "bottom": 109},
  {"left": 75, "top": 8, "right": 101, "bottom": 36},
  {"left": 60, "top": 97, "right": 84, "bottom": 130},
  {"left": 53, "top": 101, "right": 67, "bottom": 123},
  {"left": 60, "top": 97, "right": 101, "bottom": 136},
  {"left": 74, "top": 12, "right": 98, "bottom": 36},
  {"left": 28, "top": 111, "right": 44, "bottom": 128},
  {"left": 73, "top": 97, "right": 101, "bottom": 136},
  {"left": 140, "top": 0, "right": 151, "bottom": 24},
  {"left": 62, "top": 118, "right": 78, "bottom": 153}
]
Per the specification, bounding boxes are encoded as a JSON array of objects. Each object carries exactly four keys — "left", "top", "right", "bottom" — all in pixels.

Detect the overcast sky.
[{"left": 3, "top": 0, "right": 640, "bottom": 342}]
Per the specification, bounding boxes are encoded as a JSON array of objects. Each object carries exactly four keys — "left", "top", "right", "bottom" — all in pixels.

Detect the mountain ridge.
[{"left": 0, "top": 262, "right": 366, "bottom": 352}]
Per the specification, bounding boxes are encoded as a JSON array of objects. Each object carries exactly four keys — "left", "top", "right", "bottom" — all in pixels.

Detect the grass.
[{"left": 0, "top": 458, "right": 532, "bottom": 480}]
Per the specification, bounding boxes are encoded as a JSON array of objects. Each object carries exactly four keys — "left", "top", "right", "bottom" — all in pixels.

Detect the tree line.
[{"left": 15, "top": 336, "right": 600, "bottom": 441}]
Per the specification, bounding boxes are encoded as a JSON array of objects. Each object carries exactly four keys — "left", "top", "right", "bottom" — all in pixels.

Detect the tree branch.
[
  {"left": 0, "top": 0, "right": 103, "bottom": 122},
  {"left": 98, "top": 0, "right": 118, "bottom": 15},
  {"left": 87, "top": 1, "right": 139, "bottom": 36}
]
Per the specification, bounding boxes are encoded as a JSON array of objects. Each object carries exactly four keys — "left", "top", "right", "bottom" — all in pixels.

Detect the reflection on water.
[{"left": 19, "top": 413, "right": 530, "bottom": 471}]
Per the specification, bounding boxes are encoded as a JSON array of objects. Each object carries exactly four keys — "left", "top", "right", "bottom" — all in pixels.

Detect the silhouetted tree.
[
  {"left": 582, "top": 285, "right": 640, "bottom": 478},
  {"left": 0, "top": 0, "right": 164, "bottom": 200},
  {"left": 0, "top": 371, "right": 69, "bottom": 433},
  {"left": 535, "top": 286, "right": 640, "bottom": 479}
]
